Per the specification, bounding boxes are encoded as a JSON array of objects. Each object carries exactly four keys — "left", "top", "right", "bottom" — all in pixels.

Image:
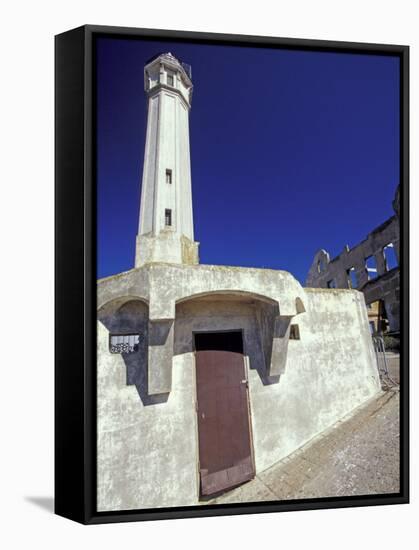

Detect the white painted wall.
[
  {"left": 97, "top": 298, "right": 199, "bottom": 511},
  {"left": 249, "top": 289, "right": 380, "bottom": 471}
]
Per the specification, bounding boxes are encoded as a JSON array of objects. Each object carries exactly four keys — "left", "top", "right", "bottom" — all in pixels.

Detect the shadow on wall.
[
  {"left": 250, "top": 350, "right": 282, "bottom": 387},
  {"left": 98, "top": 298, "right": 169, "bottom": 406}
]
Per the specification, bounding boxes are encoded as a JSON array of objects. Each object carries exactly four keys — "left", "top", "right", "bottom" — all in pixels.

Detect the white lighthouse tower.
[{"left": 135, "top": 52, "right": 199, "bottom": 266}]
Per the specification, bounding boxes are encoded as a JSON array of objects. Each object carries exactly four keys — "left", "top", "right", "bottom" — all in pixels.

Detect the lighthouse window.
[
  {"left": 167, "top": 74, "right": 174, "bottom": 86},
  {"left": 166, "top": 169, "right": 172, "bottom": 183},
  {"left": 165, "top": 209, "right": 172, "bottom": 226}
]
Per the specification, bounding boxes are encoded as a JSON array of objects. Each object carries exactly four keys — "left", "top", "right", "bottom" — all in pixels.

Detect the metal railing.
[{"left": 372, "top": 335, "right": 398, "bottom": 388}]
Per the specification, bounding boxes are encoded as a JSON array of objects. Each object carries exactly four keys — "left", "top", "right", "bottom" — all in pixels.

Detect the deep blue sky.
[{"left": 97, "top": 37, "right": 399, "bottom": 284}]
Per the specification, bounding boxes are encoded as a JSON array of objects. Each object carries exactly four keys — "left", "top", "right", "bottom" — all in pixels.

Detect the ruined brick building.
[{"left": 306, "top": 186, "right": 400, "bottom": 334}]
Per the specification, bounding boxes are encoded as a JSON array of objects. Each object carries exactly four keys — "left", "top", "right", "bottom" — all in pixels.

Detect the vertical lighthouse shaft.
[{"left": 135, "top": 53, "right": 199, "bottom": 267}]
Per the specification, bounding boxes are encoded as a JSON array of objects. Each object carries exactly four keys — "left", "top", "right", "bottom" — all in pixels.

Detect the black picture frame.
[{"left": 55, "top": 24, "right": 409, "bottom": 525}]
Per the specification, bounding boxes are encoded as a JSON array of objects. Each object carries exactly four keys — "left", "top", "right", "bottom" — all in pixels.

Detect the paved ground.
[{"left": 208, "top": 368, "right": 400, "bottom": 504}]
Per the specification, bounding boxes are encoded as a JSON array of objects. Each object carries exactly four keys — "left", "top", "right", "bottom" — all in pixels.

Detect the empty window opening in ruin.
[
  {"left": 383, "top": 243, "right": 398, "bottom": 270},
  {"left": 365, "top": 255, "right": 378, "bottom": 280},
  {"left": 317, "top": 258, "right": 326, "bottom": 273},
  {"left": 327, "top": 279, "right": 337, "bottom": 289},
  {"left": 367, "top": 300, "right": 388, "bottom": 335},
  {"left": 166, "top": 169, "right": 172, "bottom": 183},
  {"left": 289, "top": 324, "right": 300, "bottom": 340},
  {"left": 165, "top": 208, "right": 172, "bottom": 226},
  {"left": 347, "top": 267, "right": 357, "bottom": 289},
  {"left": 109, "top": 334, "right": 140, "bottom": 354}
]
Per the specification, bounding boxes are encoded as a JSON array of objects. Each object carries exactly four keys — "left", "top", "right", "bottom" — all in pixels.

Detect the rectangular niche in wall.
[{"left": 289, "top": 324, "right": 300, "bottom": 340}]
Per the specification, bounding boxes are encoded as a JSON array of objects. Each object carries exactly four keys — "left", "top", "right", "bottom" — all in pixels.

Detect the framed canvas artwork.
[{"left": 55, "top": 25, "right": 409, "bottom": 524}]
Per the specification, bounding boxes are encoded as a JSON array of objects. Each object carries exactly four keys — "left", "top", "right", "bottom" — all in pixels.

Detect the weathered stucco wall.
[
  {"left": 97, "top": 268, "right": 380, "bottom": 511},
  {"left": 249, "top": 288, "right": 380, "bottom": 471},
  {"left": 97, "top": 300, "right": 198, "bottom": 511}
]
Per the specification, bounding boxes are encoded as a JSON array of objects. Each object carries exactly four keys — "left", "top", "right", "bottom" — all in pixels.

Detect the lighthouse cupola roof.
[{"left": 144, "top": 52, "right": 193, "bottom": 107}]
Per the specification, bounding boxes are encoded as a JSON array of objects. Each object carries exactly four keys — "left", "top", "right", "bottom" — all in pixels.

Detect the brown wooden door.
[{"left": 195, "top": 345, "right": 255, "bottom": 496}]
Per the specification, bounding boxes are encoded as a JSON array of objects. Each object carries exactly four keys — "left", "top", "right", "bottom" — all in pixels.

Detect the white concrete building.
[{"left": 97, "top": 53, "right": 381, "bottom": 511}]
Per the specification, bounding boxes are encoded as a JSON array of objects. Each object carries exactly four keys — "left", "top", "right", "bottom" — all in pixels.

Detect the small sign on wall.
[{"left": 109, "top": 334, "right": 140, "bottom": 354}]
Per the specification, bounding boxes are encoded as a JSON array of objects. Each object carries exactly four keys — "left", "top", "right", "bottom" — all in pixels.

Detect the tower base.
[{"left": 135, "top": 232, "right": 199, "bottom": 267}]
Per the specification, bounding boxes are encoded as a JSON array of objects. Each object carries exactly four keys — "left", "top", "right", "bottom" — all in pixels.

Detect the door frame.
[{"left": 192, "top": 329, "right": 256, "bottom": 498}]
